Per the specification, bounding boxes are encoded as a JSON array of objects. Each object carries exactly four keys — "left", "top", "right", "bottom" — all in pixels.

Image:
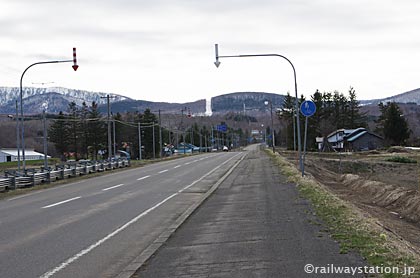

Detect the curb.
[{"left": 116, "top": 152, "right": 247, "bottom": 278}]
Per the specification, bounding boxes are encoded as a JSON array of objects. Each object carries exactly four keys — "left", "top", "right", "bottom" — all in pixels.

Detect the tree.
[
  {"left": 278, "top": 92, "right": 295, "bottom": 150},
  {"left": 375, "top": 102, "right": 410, "bottom": 146},
  {"left": 346, "top": 87, "right": 366, "bottom": 128},
  {"left": 48, "top": 111, "right": 70, "bottom": 160},
  {"left": 68, "top": 101, "right": 80, "bottom": 160},
  {"left": 87, "top": 102, "right": 107, "bottom": 160},
  {"left": 140, "top": 109, "right": 159, "bottom": 158}
]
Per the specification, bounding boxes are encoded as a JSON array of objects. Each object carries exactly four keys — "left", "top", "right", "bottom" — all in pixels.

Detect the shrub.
[{"left": 385, "top": 156, "right": 417, "bottom": 164}]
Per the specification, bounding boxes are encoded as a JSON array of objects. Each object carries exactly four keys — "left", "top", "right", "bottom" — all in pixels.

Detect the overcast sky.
[{"left": 1, "top": 0, "right": 420, "bottom": 103}]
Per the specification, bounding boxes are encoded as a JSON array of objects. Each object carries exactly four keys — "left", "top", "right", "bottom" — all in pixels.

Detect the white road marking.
[
  {"left": 158, "top": 169, "right": 168, "bottom": 174},
  {"left": 178, "top": 152, "right": 242, "bottom": 193},
  {"left": 184, "top": 162, "right": 191, "bottom": 165},
  {"left": 137, "top": 175, "right": 151, "bottom": 181},
  {"left": 173, "top": 165, "right": 181, "bottom": 169},
  {"left": 102, "top": 184, "right": 124, "bottom": 191},
  {"left": 39, "top": 152, "right": 244, "bottom": 278},
  {"left": 42, "top": 196, "right": 82, "bottom": 209}
]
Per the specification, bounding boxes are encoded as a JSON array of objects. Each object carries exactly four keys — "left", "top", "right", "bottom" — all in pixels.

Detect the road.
[
  {"left": 135, "top": 145, "right": 366, "bottom": 277},
  {"left": 0, "top": 151, "right": 243, "bottom": 278}
]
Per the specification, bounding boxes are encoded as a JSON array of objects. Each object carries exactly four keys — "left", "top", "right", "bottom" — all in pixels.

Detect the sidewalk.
[{"left": 133, "top": 148, "right": 366, "bottom": 278}]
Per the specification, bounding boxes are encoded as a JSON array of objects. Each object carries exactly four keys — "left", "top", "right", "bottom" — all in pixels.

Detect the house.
[
  {"left": 0, "top": 149, "right": 50, "bottom": 163},
  {"left": 317, "top": 128, "right": 384, "bottom": 152}
]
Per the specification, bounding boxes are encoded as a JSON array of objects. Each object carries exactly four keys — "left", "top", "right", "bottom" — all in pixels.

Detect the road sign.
[
  {"left": 217, "top": 124, "right": 227, "bottom": 132},
  {"left": 300, "top": 100, "right": 316, "bottom": 117},
  {"left": 72, "top": 48, "right": 79, "bottom": 71}
]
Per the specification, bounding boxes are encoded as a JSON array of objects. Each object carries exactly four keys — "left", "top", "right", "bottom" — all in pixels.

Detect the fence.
[{"left": 0, "top": 158, "right": 130, "bottom": 192}]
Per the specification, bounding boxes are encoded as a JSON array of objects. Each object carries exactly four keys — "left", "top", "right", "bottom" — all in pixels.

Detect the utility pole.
[
  {"left": 159, "top": 109, "right": 162, "bottom": 159},
  {"left": 43, "top": 110, "right": 48, "bottom": 170},
  {"left": 15, "top": 100, "right": 20, "bottom": 173},
  {"left": 100, "top": 95, "right": 115, "bottom": 160},
  {"left": 152, "top": 123, "right": 156, "bottom": 159},
  {"left": 107, "top": 95, "right": 111, "bottom": 160},
  {"left": 112, "top": 114, "right": 116, "bottom": 157},
  {"left": 138, "top": 122, "right": 142, "bottom": 160}
]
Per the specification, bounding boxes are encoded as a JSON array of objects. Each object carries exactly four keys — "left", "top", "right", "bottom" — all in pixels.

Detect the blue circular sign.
[{"left": 300, "top": 100, "right": 316, "bottom": 117}]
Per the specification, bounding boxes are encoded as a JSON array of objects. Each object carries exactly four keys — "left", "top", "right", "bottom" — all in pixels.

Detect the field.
[{"left": 281, "top": 148, "right": 420, "bottom": 254}]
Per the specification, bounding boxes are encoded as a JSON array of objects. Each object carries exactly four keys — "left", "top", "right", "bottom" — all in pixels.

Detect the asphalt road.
[
  {"left": 135, "top": 145, "right": 366, "bottom": 277},
  {"left": 0, "top": 151, "right": 243, "bottom": 278}
]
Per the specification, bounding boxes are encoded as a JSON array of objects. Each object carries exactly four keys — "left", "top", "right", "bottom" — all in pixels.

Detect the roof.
[
  {"left": 346, "top": 130, "right": 383, "bottom": 142},
  {"left": 0, "top": 149, "right": 48, "bottom": 157}
]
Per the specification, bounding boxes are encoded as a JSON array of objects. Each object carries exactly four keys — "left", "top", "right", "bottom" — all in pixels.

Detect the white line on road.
[
  {"left": 179, "top": 152, "right": 243, "bottom": 193},
  {"left": 102, "top": 184, "right": 124, "bottom": 191},
  {"left": 39, "top": 152, "right": 244, "bottom": 278},
  {"left": 184, "top": 162, "right": 191, "bottom": 165},
  {"left": 173, "top": 165, "right": 181, "bottom": 169},
  {"left": 137, "top": 175, "right": 151, "bottom": 181},
  {"left": 42, "top": 196, "right": 82, "bottom": 209},
  {"left": 158, "top": 169, "right": 168, "bottom": 174}
]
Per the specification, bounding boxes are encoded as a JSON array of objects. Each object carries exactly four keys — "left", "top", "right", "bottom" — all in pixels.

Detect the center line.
[
  {"left": 173, "top": 165, "right": 181, "bottom": 169},
  {"left": 102, "top": 184, "right": 124, "bottom": 191},
  {"left": 42, "top": 196, "right": 81, "bottom": 209},
  {"left": 158, "top": 169, "right": 168, "bottom": 174},
  {"left": 184, "top": 162, "right": 191, "bottom": 165}
]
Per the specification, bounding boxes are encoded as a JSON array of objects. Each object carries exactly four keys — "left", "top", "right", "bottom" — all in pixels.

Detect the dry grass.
[{"left": 266, "top": 149, "right": 420, "bottom": 278}]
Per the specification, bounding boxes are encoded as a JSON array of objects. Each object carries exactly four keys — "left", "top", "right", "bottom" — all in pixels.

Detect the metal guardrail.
[{"left": 0, "top": 158, "right": 130, "bottom": 191}]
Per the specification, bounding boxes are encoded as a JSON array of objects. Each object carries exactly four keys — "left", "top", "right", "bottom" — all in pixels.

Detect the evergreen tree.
[
  {"left": 347, "top": 86, "right": 366, "bottom": 128},
  {"left": 87, "top": 102, "right": 107, "bottom": 160},
  {"left": 48, "top": 111, "right": 70, "bottom": 160},
  {"left": 375, "top": 102, "right": 410, "bottom": 146},
  {"left": 141, "top": 109, "right": 159, "bottom": 158},
  {"left": 278, "top": 92, "right": 295, "bottom": 150},
  {"left": 79, "top": 102, "right": 90, "bottom": 158},
  {"left": 68, "top": 102, "right": 80, "bottom": 160}
]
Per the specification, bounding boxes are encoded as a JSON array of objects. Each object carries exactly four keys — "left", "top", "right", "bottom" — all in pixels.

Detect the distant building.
[
  {"left": 317, "top": 128, "right": 384, "bottom": 152},
  {"left": 0, "top": 149, "right": 49, "bottom": 163}
]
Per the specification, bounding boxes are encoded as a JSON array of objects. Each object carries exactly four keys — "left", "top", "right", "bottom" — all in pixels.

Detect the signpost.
[
  {"left": 300, "top": 100, "right": 316, "bottom": 176},
  {"left": 217, "top": 124, "right": 227, "bottom": 132}
]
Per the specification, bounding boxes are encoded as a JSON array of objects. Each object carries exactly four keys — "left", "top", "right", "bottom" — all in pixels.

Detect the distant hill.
[
  {"left": 98, "top": 99, "right": 206, "bottom": 115},
  {"left": 0, "top": 87, "right": 130, "bottom": 114},
  {"left": 211, "top": 92, "right": 285, "bottom": 114},
  {"left": 3, "top": 85, "right": 420, "bottom": 117},
  {"left": 361, "top": 88, "right": 420, "bottom": 105}
]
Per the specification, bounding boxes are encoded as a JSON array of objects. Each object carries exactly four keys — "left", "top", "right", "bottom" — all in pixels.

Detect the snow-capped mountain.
[
  {"left": 0, "top": 87, "right": 131, "bottom": 114},
  {"left": 361, "top": 88, "right": 420, "bottom": 105}
]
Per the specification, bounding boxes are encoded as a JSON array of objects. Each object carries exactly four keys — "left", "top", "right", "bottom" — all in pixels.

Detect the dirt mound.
[
  {"left": 387, "top": 146, "right": 411, "bottom": 153},
  {"left": 341, "top": 174, "right": 420, "bottom": 223}
]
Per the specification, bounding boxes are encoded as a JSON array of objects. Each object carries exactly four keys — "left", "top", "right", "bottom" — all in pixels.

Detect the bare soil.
[{"left": 281, "top": 149, "right": 420, "bottom": 254}]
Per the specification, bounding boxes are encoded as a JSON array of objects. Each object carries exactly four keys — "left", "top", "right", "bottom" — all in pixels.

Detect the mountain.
[
  {"left": 0, "top": 87, "right": 131, "bottom": 114},
  {"left": 99, "top": 99, "right": 207, "bottom": 115},
  {"left": 211, "top": 92, "right": 285, "bottom": 114},
  {"left": 361, "top": 88, "right": 420, "bottom": 105}
]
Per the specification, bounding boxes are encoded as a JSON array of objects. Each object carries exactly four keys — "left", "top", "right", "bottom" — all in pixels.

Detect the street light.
[
  {"left": 214, "top": 44, "right": 302, "bottom": 170},
  {"left": 19, "top": 48, "right": 78, "bottom": 171},
  {"left": 264, "top": 99, "right": 276, "bottom": 153}
]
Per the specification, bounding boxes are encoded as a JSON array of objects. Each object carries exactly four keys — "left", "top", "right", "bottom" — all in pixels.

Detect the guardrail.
[{"left": 0, "top": 158, "right": 130, "bottom": 192}]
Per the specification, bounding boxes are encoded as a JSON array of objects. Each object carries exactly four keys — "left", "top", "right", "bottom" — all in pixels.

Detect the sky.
[{"left": 1, "top": 0, "right": 420, "bottom": 103}]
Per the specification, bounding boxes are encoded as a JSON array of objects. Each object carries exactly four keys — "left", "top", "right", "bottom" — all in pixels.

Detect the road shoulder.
[{"left": 132, "top": 148, "right": 367, "bottom": 277}]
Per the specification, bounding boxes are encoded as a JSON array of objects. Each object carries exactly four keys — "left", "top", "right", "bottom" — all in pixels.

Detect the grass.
[
  {"left": 385, "top": 156, "right": 417, "bottom": 164},
  {"left": 265, "top": 149, "right": 419, "bottom": 278}
]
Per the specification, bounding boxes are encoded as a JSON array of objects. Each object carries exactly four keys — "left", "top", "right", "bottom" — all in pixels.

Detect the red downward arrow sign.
[{"left": 72, "top": 65, "right": 79, "bottom": 71}]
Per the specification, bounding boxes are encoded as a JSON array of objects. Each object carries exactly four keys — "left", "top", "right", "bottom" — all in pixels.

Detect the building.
[
  {"left": 0, "top": 149, "right": 49, "bottom": 163},
  {"left": 317, "top": 128, "right": 384, "bottom": 152}
]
